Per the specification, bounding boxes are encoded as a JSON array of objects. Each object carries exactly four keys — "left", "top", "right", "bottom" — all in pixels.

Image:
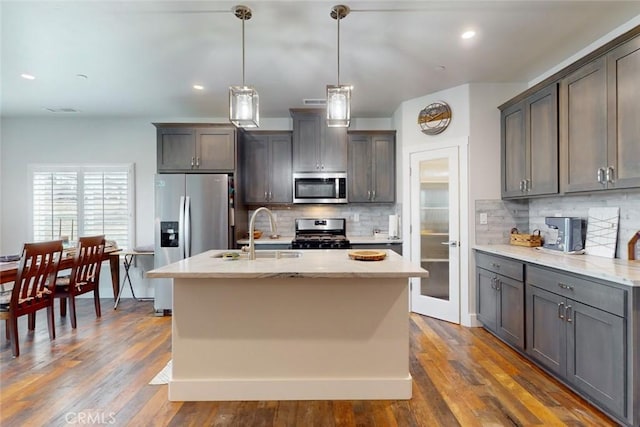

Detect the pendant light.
[
  {"left": 229, "top": 5, "right": 259, "bottom": 128},
  {"left": 326, "top": 4, "right": 351, "bottom": 128}
]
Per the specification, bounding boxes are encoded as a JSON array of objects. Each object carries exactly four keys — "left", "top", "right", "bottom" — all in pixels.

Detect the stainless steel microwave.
[{"left": 293, "top": 172, "right": 347, "bottom": 204}]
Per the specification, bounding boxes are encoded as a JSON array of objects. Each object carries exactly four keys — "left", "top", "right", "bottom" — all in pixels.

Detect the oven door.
[{"left": 293, "top": 172, "right": 347, "bottom": 204}]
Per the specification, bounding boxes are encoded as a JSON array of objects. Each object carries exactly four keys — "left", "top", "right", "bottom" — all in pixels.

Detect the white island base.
[
  {"left": 171, "top": 276, "right": 410, "bottom": 401},
  {"left": 147, "top": 249, "right": 428, "bottom": 402}
]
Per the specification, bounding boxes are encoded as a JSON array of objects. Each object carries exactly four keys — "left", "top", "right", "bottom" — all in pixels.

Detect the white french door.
[{"left": 410, "top": 146, "right": 460, "bottom": 323}]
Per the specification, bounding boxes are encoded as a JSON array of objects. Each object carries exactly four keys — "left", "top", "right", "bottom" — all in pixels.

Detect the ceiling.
[{"left": 2, "top": 1, "right": 640, "bottom": 119}]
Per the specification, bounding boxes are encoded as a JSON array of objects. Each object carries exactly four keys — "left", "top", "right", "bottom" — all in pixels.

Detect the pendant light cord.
[
  {"left": 242, "top": 16, "right": 246, "bottom": 87},
  {"left": 337, "top": 15, "right": 340, "bottom": 86}
]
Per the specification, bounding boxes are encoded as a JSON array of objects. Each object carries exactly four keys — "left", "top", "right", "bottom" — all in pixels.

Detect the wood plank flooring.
[{"left": 0, "top": 299, "right": 617, "bottom": 426}]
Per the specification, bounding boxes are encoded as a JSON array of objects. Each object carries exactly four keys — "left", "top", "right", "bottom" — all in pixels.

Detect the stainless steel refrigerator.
[{"left": 153, "top": 174, "right": 231, "bottom": 315}]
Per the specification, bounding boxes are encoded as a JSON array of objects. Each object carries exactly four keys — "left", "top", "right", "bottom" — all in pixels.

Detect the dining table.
[{"left": 0, "top": 248, "right": 122, "bottom": 297}]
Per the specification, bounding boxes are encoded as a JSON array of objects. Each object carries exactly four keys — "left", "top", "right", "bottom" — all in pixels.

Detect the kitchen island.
[{"left": 147, "top": 249, "right": 428, "bottom": 402}]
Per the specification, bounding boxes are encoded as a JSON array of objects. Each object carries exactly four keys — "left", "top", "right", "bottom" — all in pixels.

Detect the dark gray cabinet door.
[
  {"left": 526, "top": 84, "right": 558, "bottom": 196},
  {"left": 292, "top": 111, "right": 321, "bottom": 172},
  {"left": 501, "top": 102, "right": 527, "bottom": 198},
  {"left": 526, "top": 284, "right": 565, "bottom": 377},
  {"left": 347, "top": 135, "right": 371, "bottom": 202},
  {"left": 607, "top": 35, "right": 640, "bottom": 190},
  {"left": 501, "top": 83, "right": 558, "bottom": 199},
  {"left": 242, "top": 134, "right": 269, "bottom": 204},
  {"left": 348, "top": 131, "right": 396, "bottom": 203},
  {"left": 566, "top": 299, "right": 626, "bottom": 417},
  {"left": 322, "top": 126, "right": 348, "bottom": 172},
  {"left": 372, "top": 134, "right": 395, "bottom": 202},
  {"left": 561, "top": 57, "right": 608, "bottom": 193},
  {"left": 477, "top": 268, "right": 498, "bottom": 333},
  {"left": 291, "top": 109, "right": 347, "bottom": 172},
  {"left": 157, "top": 127, "right": 196, "bottom": 171},
  {"left": 268, "top": 134, "right": 293, "bottom": 203},
  {"left": 497, "top": 275, "right": 525, "bottom": 350},
  {"left": 196, "top": 128, "right": 236, "bottom": 171}
]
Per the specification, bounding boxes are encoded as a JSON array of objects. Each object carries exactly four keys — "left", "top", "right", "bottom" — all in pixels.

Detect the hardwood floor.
[{"left": 0, "top": 299, "right": 617, "bottom": 426}]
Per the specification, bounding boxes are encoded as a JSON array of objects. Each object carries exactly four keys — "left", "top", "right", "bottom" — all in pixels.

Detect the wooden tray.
[{"left": 348, "top": 250, "right": 387, "bottom": 261}]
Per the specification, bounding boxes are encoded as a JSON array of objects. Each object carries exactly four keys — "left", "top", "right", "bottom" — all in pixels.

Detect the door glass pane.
[{"left": 419, "top": 158, "right": 450, "bottom": 300}]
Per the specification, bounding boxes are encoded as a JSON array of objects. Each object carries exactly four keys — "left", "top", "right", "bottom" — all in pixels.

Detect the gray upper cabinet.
[
  {"left": 155, "top": 124, "right": 236, "bottom": 172},
  {"left": 561, "top": 34, "right": 640, "bottom": 193},
  {"left": 291, "top": 108, "right": 347, "bottom": 172},
  {"left": 348, "top": 131, "right": 396, "bottom": 203},
  {"left": 501, "top": 83, "right": 558, "bottom": 198},
  {"left": 560, "top": 57, "right": 609, "bottom": 193},
  {"left": 241, "top": 131, "right": 292, "bottom": 205},
  {"left": 606, "top": 35, "right": 640, "bottom": 190}
]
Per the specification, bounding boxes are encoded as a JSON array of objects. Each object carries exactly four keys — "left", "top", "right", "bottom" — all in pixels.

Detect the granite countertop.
[
  {"left": 474, "top": 244, "right": 640, "bottom": 287},
  {"left": 236, "top": 236, "right": 403, "bottom": 245},
  {"left": 147, "top": 249, "right": 426, "bottom": 280}
]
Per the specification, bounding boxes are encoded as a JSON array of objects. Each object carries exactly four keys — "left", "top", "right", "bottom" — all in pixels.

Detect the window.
[{"left": 30, "top": 164, "right": 135, "bottom": 250}]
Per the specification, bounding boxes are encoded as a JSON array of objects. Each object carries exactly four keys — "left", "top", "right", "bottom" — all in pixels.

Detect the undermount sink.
[{"left": 214, "top": 250, "right": 302, "bottom": 260}]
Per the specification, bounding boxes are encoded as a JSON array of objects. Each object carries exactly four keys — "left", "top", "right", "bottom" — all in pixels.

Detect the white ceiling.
[{"left": 2, "top": 1, "right": 640, "bottom": 119}]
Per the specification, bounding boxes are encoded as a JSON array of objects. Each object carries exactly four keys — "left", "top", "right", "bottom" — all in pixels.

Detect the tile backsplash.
[
  {"left": 476, "top": 189, "right": 640, "bottom": 259},
  {"left": 247, "top": 204, "right": 400, "bottom": 237}
]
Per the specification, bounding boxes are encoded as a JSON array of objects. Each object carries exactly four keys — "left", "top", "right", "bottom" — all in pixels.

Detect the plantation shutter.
[{"left": 31, "top": 165, "right": 133, "bottom": 249}]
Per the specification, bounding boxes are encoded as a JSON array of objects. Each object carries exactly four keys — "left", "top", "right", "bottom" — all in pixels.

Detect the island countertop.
[
  {"left": 147, "top": 249, "right": 427, "bottom": 279},
  {"left": 474, "top": 244, "right": 640, "bottom": 287}
]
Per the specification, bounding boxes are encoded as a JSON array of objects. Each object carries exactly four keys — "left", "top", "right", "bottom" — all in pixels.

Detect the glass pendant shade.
[
  {"left": 229, "top": 85, "right": 259, "bottom": 128},
  {"left": 326, "top": 85, "right": 351, "bottom": 127}
]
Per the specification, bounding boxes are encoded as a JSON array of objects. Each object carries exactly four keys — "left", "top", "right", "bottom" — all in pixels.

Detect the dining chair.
[
  {"left": 55, "top": 235, "right": 105, "bottom": 328},
  {"left": 0, "top": 240, "right": 63, "bottom": 357}
]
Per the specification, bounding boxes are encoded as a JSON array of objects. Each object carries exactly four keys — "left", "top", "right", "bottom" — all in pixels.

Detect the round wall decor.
[{"left": 418, "top": 101, "right": 452, "bottom": 135}]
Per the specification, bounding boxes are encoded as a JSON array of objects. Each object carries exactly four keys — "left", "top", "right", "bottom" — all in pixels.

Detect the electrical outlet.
[
  {"left": 353, "top": 213, "right": 359, "bottom": 222},
  {"left": 479, "top": 212, "right": 488, "bottom": 225}
]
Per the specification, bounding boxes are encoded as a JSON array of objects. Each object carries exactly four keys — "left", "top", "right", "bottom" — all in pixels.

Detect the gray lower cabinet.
[
  {"left": 476, "top": 253, "right": 525, "bottom": 350},
  {"left": 526, "top": 265, "right": 627, "bottom": 422},
  {"left": 241, "top": 131, "right": 292, "bottom": 204}
]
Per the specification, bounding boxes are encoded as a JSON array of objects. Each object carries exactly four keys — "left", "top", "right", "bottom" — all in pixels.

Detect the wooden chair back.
[
  {"left": 1, "top": 240, "right": 63, "bottom": 356},
  {"left": 9, "top": 240, "right": 63, "bottom": 316},
  {"left": 68, "top": 235, "right": 105, "bottom": 295}
]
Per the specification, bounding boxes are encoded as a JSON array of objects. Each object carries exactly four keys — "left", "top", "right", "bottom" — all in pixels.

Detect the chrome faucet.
[{"left": 248, "top": 207, "right": 278, "bottom": 260}]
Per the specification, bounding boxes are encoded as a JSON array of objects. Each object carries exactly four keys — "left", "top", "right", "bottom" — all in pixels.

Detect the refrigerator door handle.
[
  {"left": 184, "top": 196, "right": 191, "bottom": 258},
  {"left": 178, "top": 196, "right": 186, "bottom": 258}
]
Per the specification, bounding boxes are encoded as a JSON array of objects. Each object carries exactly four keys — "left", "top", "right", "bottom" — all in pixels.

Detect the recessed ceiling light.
[
  {"left": 461, "top": 30, "right": 476, "bottom": 40},
  {"left": 193, "top": 84, "right": 204, "bottom": 90},
  {"left": 21, "top": 73, "right": 35, "bottom": 80}
]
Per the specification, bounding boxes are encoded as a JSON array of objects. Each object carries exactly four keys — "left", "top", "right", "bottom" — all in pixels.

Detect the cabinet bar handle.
[
  {"left": 606, "top": 166, "right": 615, "bottom": 184},
  {"left": 196, "top": 157, "right": 200, "bottom": 167},
  {"left": 268, "top": 191, "right": 272, "bottom": 200},
  {"left": 558, "top": 282, "right": 574, "bottom": 291},
  {"left": 565, "top": 305, "right": 573, "bottom": 323},
  {"left": 519, "top": 180, "right": 524, "bottom": 191},
  {"left": 597, "top": 167, "right": 605, "bottom": 184},
  {"left": 367, "top": 190, "right": 371, "bottom": 200},
  {"left": 558, "top": 302, "right": 565, "bottom": 319},
  {"left": 191, "top": 157, "right": 195, "bottom": 168},
  {"left": 490, "top": 262, "right": 500, "bottom": 269},
  {"left": 264, "top": 191, "right": 268, "bottom": 200},
  {"left": 372, "top": 190, "right": 376, "bottom": 201},
  {"left": 525, "top": 179, "right": 531, "bottom": 192}
]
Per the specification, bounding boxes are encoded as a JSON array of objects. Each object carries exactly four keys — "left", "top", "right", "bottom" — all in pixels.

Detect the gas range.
[{"left": 291, "top": 218, "right": 351, "bottom": 250}]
